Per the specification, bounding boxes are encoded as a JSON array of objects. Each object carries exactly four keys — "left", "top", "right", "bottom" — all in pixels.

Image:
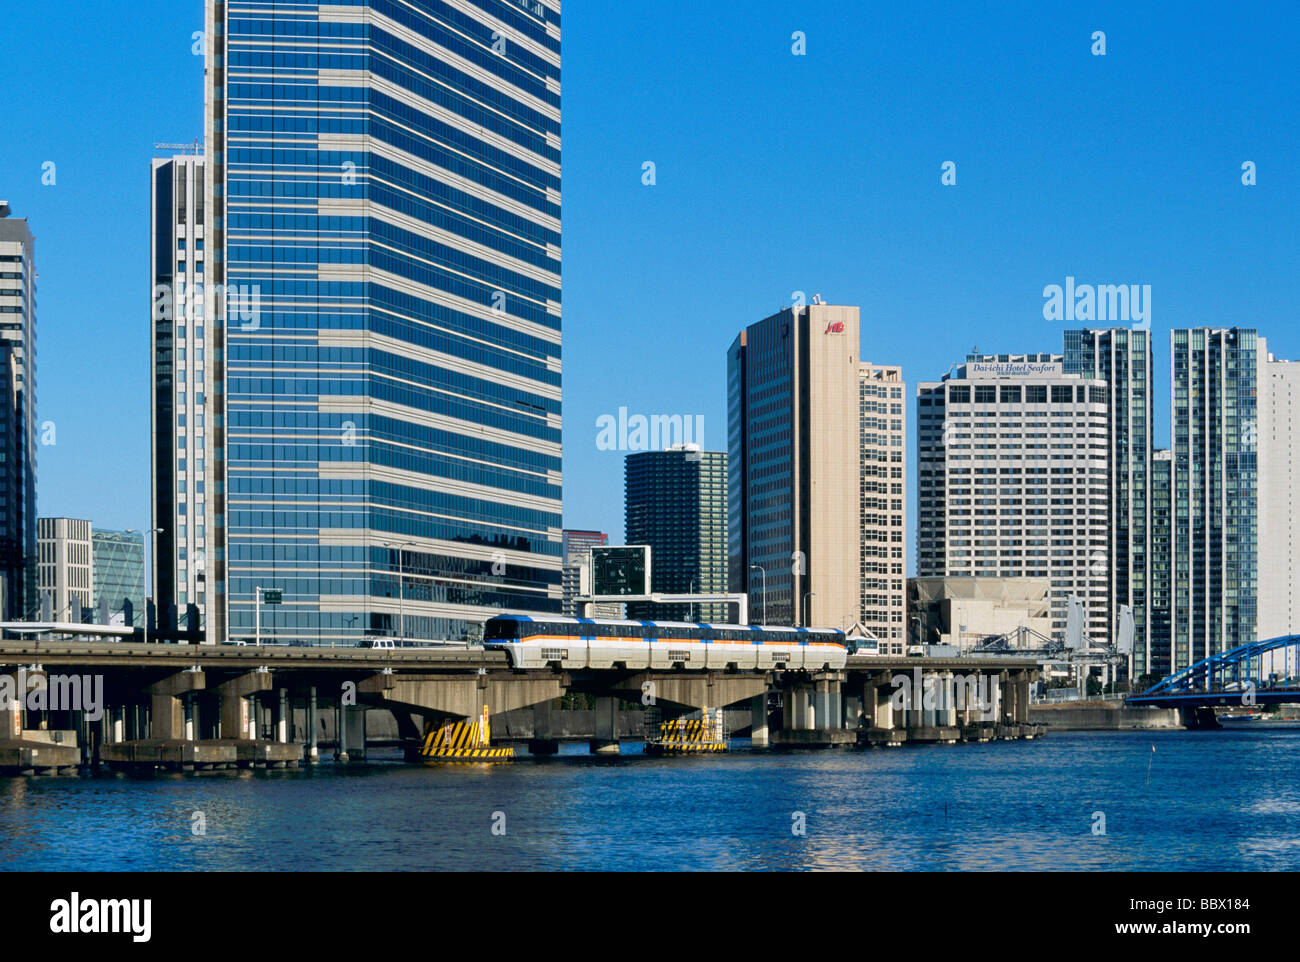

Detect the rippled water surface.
[{"left": 2, "top": 729, "right": 1298, "bottom": 871}]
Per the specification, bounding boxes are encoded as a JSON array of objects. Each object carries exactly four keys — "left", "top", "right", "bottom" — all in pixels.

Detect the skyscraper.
[
  {"left": 1064, "top": 328, "right": 1154, "bottom": 672},
  {"left": 151, "top": 152, "right": 209, "bottom": 636},
  {"left": 1257, "top": 353, "right": 1300, "bottom": 641},
  {"left": 858, "top": 363, "right": 907, "bottom": 650},
  {"left": 92, "top": 528, "right": 146, "bottom": 627},
  {"left": 560, "top": 529, "right": 619, "bottom": 618},
  {"left": 1169, "top": 328, "right": 1262, "bottom": 667},
  {"left": 0, "top": 202, "right": 37, "bottom": 622},
  {"left": 917, "top": 354, "right": 1111, "bottom": 641},
  {"left": 1149, "top": 449, "right": 1173, "bottom": 677},
  {"left": 625, "top": 448, "right": 728, "bottom": 623},
  {"left": 728, "top": 303, "right": 887, "bottom": 629},
  {"left": 198, "top": 1, "right": 563, "bottom": 644}
]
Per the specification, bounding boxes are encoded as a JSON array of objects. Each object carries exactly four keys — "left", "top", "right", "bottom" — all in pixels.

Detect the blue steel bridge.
[{"left": 1128, "top": 636, "right": 1300, "bottom": 707}]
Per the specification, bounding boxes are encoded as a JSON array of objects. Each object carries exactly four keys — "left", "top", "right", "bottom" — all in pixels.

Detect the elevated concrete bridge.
[{"left": 0, "top": 640, "right": 1041, "bottom": 772}]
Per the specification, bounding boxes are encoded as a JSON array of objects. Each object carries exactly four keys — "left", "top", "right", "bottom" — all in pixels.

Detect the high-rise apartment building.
[
  {"left": 728, "top": 304, "right": 893, "bottom": 629},
  {"left": 1064, "top": 328, "right": 1154, "bottom": 671},
  {"left": 1149, "top": 449, "right": 1173, "bottom": 677},
  {"left": 917, "top": 354, "right": 1111, "bottom": 641},
  {"left": 92, "top": 528, "right": 146, "bottom": 627},
  {"left": 151, "top": 152, "right": 210, "bottom": 636},
  {"left": 625, "top": 448, "right": 729, "bottom": 623},
  {"left": 0, "top": 202, "right": 37, "bottom": 622},
  {"left": 858, "top": 363, "right": 906, "bottom": 649},
  {"left": 1170, "top": 328, "right": 1262, "bottom": 668},
  {"left": 196, "top": 1, "right": 563, "bottom": 644},
  {"left": 1257, "top": 354, "right": 1300, "bottom": 641},
  {"left": 37, "top": 518, "right": 93, "bottom": 623}
]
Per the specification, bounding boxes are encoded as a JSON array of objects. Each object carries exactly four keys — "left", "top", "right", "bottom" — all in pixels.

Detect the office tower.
[
  {"left": 917, "top": 354, "right": 1111, "bottom": 641},
  {"left": 200, "top": 1, "right": 563, "bottom": 644},
  {"left": 729, "top": 304, "right": 869, "bottom": 628},
  {"left": 37, "top": 518, "right": 93, "bottom": 623},
  {"left": 92, "top": 528, "right": 146, "bottom": 627},
  {"left": 858, "top": 363, "right": 907, "bottom": 652},
  {"left": 0, "top": 202, "right": 37, "bottom": 622},
  {"left": 1257, "top": 354, "right": 1300, "bottom": 640},
  {"left": 1064, "top": 328, "right": 1154, "bottom": 672},
  {"left": 1149, "top": 450, "right": 1173, "bottom": 677},
  {"left": 1170, "top": 328, "right": 1262, "bottom": 667},
  {"left": 625, "top": 448, "right": 729, "bottom": 623},
  {"left": 151, "top": 152, "right": 209, "bottom": 636},
  {"left": 560, "top": 529, "right": 619, "bottom": 618},
  {"left": 727, "top": 305, "right": 907, "bottom": 633}
]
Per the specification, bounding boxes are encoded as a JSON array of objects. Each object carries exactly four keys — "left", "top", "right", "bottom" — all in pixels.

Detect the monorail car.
[{"left": 484, "top": 615, "right": 848, "bottom": 671}]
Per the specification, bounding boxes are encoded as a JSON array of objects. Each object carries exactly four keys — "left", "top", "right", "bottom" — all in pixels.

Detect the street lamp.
[
  {"left": 383, "top": 540, "right": 420, "bottom": 644},
  {"left": 127, "top": 527, "right": 164, "bottom": 644},
  {"left": 749, "top": 564, "right": 767, "bottom": 625},
  {"left": 803, "top": 591, "right": 816, "bottom": 628}
]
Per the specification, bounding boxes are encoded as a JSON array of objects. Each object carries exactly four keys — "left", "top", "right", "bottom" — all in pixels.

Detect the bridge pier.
[
  {"left": 590, "top": 696, "right": 620, "bottom": 754},
  {"left": 749, "top": 695, "right": 769, "bottom": 748}
]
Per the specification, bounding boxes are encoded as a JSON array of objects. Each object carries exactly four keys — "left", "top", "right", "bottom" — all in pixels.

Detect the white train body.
[{"left": 484, "top": 615, "right": 847, "bottom": 671}]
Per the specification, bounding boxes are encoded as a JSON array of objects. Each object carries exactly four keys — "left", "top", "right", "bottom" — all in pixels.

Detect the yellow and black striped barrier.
[
  {"left": 419, "top": 705, "right": 515, "bottom": 763},
  {"left": 645, "top": 712, "right": 728, "bottom": 755}
]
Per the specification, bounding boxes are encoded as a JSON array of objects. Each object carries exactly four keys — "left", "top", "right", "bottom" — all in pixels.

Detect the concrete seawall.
[{"left": 1030, "top": 703, "right": 1182, "bottom": 731}]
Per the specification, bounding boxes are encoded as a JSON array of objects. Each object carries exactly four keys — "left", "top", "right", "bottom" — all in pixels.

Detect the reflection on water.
[{"left": 1, "top": 730, "right": 1297, "bottom": 871}]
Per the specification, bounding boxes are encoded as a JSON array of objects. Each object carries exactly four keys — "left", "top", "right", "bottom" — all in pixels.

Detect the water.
[{"left": 2, "top": 729, "right": 1298, "bottom": 871}]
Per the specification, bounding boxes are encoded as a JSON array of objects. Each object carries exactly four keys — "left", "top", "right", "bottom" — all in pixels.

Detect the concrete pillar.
[
  {"left": 989, "top": 674, "right": 1003, "bottom": 725},
  {"left": 147, "top": 671, "right": 205, "bottom": 742},
  {"left": 875, "top": 685, "right": 895, "bottom": 730},
  {"left": 941, "top": 673, "right": 958, "bottom": 727},
  {"left": 336, "top": 705, "right": 350, "bottom": 763},
  {"left": 216, "top": 672, "right": 272, "bottom": 741},
  {"left": 786, "top": 689, "right": 812, "bottom": 731},
  {"left": 1015, "top": 674, "right": 1031, "bottom": 724},
  {"left": 3, "top": 674, "right": 21, "bottom": 740},
  {"left": 184, "top": 694, "right": 195, "bottom": 741},
  {"left": 750, "top": 695, "right": 769, "bottom": 748},
  {"left": 112, "top": 707, "right": 124, "bottom": 744},
  {"left": 591, "top": 696, "right": 619, "bottom": 754},
  {"left": 307, "top": 686, "right": 319, "bottom": 764},
  {"left": 277, "top": 689, "right": 289, "bottom": 744},
  {"left": 813, "top": 680, "right": 830, "bottom": 731}
]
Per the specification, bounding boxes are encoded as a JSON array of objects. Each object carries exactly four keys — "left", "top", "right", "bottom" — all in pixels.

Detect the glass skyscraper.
[
  {"left": 195, "top": 0, "right": 562, "bottom": 645},
  {"left": 92, "top": 528, "right": 146, "bottom": 627},
  {"left": 1170, "top": 328, "right": 1261, "bottom": 668},
  {"left": 0, "top": 202, "right": 37, "bottom": 623},
  {"left": 1064, "top": 328, "right": 1154, "bottom": 673}
]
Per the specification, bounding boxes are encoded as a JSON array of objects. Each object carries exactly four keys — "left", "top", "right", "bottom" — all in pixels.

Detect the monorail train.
[{"left": 484, "top": 615, "right": 848, "bottom": 671}]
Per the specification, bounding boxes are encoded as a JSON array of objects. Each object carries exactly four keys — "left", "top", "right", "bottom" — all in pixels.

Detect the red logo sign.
[{"left": 825, "top": 322, "right": 845, "bottom": 334}]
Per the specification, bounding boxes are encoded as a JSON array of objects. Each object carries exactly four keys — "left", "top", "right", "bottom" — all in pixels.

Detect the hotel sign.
[{"left": 967, "top": 361, "right": 1063, "bottom": 377}]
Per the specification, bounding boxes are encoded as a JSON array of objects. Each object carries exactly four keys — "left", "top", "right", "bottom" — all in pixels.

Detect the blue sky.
[{"left": 0, "top": 2, "right": 1296, "bottom": 574}]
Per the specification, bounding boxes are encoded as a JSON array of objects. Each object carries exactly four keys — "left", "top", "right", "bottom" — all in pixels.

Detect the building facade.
[
  {"left": 728, "top": 304, "right": 870, "bottom": 628},
  {"left": 37, "top": 518, "right": 93, "bottom": 623},
  {"left": 1257, "top": 354, "right": 1300, "bottom": 641},
  {"left": 625, "top": 448, "right": 728, "bottom": 623},
  {"left": 917, "top": 354, "right": 1111, "bottom": 642},
  {"left": 1149, "top": 449, "right": 1173, "bottom": 677},
  {"left": 858, "top": 363, "right": 906, "bottom": 651},
  {"left": 151, "top": 153, "right": 210, "bottom": 636},
  {"left": 198, "top": 0, "right": 563, "bottom": 644},
  {"left": 0, "top": 202, "right": 37, "bottom": 622},
  {"left": 92, "top": 528, "right": 146, "bottom": 627},
  {"left": 1064, "top": 328, "right": 1154, "bottom": 672},
  {"left": 1169, "top": 329, "right": 1262, "bottom": 668}
]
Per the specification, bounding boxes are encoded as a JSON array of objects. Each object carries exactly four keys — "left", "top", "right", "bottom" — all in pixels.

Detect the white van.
[{"left": 359, "top": 638, "right": 395, "bottom": 650}]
